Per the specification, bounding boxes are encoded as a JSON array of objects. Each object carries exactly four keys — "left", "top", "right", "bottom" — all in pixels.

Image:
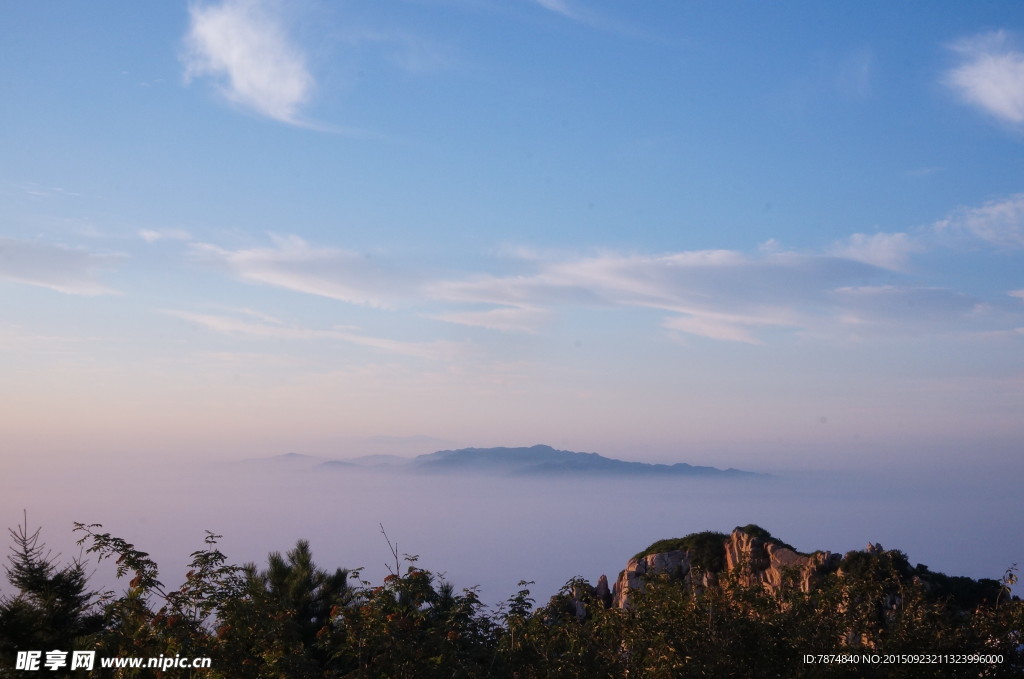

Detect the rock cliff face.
[
  {"left": 612, "top": 549, "right": 685, "bottom": 609},
  {"left": 723, "top": 527, "right": 839, "bottom": 593},
  {"left": 612, "top": 549, "right": 718, "bottom": 609},
  {"left": 611, "top": 526, "right": 839, "bottom": 609}
]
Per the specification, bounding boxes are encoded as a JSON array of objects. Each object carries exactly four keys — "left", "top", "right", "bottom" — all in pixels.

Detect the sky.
[{"left": 2, "top": 1, "right": 1024, "bottom": 474}]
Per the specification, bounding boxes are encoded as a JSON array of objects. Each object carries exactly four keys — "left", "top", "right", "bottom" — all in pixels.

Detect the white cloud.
[
  {"left": 663, "top": 314, "right": 767, "bottom": 345},
  {"left": 428, "top": 240, "right": 1024, "bottom": 343},
  {"left": 165, "top": 310, "right": 462, "bottom": 360},
  {"left": 0, "top": 238, "right": 121, "bottom": 295},
  {"left": 428, "top": 249, "right": 867, "bottom": 342},
  {"left": 533, "top": 0, "right": 577, "bottom": 19},
  {"left": 429, "top": 305, "right": 551, "bottom": 333},
  {"left": 934, "top": 194, "right": 1024, "bottom": 249},
  {"left": 191, "top": 235, "right": 416, "bottom": 307},
  {"left": 232, "top": 306, "right": 286, "bottom": 324},
  {"left": 182, "top": 0, "right": 313, "bottom": 124},
  {"left": 829, "top": 232, "right": 921, "bottom": 271},
  {"left": 19, "top": 183, "right": 81, "bottom": 199},
  {"left": 140, "top": 228, "right": 192, "bottom": 243},
  {"left": 188, "top": 216, "right": 1024, "bottom": 346},
  {"left": 198, "top": 237, "right": 834, "bottom": 343},
  {"left": 946, "top": 30, "right": 1024, "bottom": 124}
]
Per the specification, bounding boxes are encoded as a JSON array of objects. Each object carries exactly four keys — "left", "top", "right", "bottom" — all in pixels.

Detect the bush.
[{"left": 633, "top": 530, "right": 728, "bottom": 571}]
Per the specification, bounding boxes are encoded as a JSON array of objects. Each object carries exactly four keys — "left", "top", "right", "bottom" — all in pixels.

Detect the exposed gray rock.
[
  {"left": 594, "top": 574, "right": 612, "bottom": 609},
  {"left": 724, "top": 528, "right": 839, "bottom": 593},
  {"left": 609, "top": 526, "right": 840, "bottom": 608},
  {"left": 612, "top": 549, "right": 691, "bottom": 609}
]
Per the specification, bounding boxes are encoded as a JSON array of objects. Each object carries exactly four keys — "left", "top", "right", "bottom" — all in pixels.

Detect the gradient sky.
[{"left": 2, "top": 1, "right": 1023, "bottom": 473}]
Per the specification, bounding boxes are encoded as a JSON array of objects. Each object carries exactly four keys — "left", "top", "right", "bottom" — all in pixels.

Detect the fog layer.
[{"left": 3, "top": 459, "right": 1019, "bottom": 605}]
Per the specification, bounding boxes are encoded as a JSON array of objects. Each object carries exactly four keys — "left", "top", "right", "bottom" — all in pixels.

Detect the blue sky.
[{"left": 2, "top": 1, "right": 1023, "bottom": 472}]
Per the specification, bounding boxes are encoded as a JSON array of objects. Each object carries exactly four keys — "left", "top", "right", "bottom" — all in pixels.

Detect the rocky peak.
[
  {"left": 723, "top": 527, "right": 839, "bottom": 593},
  {"left": 609, "top": 525, "right": 839, "bottom": 609}
]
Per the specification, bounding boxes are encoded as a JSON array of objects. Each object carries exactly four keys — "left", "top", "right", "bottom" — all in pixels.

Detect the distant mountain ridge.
[
  {"left": 409, "top": 444, "right": 756, "bottom": 477},
  {"left": 243, "top": 445, "right": 759, "bottom": 477},
  {"left": 361, "top": 444, "right": 755, "bottom": 477}
]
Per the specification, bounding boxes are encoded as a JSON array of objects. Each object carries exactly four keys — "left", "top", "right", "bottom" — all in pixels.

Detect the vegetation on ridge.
[
  {"left": 633, "top": 531, "right": 729, "bottom": 572},
  {"left": 632, "top": 524, "right": 796, "bottom": 568},
  {"left": 1, "top": 519, "right": 1021, "bottom": 678}
]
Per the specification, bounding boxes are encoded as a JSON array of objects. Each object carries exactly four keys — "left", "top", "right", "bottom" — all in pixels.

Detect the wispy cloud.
[
  {"left": 528, "top": 0, "right": 626, "bottom": 33},
  {"left": 532, "top": 0, "right": 578, "bottom": 19},
  {"left": 835, "top": 48, "right": 874, "bottom": 100},
  {"left": 829, "top": 232, "right": 921, "bottom": 271},
  {"left": 0, "top": 238, "right": 121, "bottom": 295},
  {"left": 427, "top": 249, "right": 868, "bottom": 342},
  {"left": 831, "top": 285, "right": 983, "bottom": 329},
  {"left": 182, "top": 0, "right": 313, "bottom": 125},
  {"left": 186, "top": 192, "right": 1024, "bottom": 345},
  {"left": 428, "top": 234, "right": 1022, "bottom": 342},
  {"left": 933, "top": 194, "right": 1024, "bottom": 249},
  {"left": 140, "top": 228, "right": 193, "bottom": 243},
  {"left": 190, "top": 235, "right": 418, "bottom": 307},
  {"left": 429, "top": 305, "right": 552, "bottom": 333},
  {"left": 341, "top": 28, "right": 453, "bottom": 75},
  {"left": 18, "top": 182, "right": 81, "bottom": 200},
  {"left": 0, "top": 326, "right": 107, "bottom": 352},
  {"left": 946, "top": 30, "right": 1024, "bottom": 125},
  {"left": 165, "top": 309, "right": 463, "bottom": 360},
  {"left": 662, "top": 312, "right": 787, "bottom": 345}
]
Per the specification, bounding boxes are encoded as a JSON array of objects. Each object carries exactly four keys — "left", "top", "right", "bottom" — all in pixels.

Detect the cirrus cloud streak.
[
  {"left": 165, "top": 309, "right": 465, "bottom": 361},
  {"left": 191, "top": 235, "right": 419, "bottom": 308}
]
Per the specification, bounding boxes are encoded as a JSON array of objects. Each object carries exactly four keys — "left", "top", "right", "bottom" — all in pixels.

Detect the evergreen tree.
[
  {"left": 0, "top": 514, "right": 102, "bottom": 673},
  {"left": 210, "top": 540, "right": 352, "bottom": 678}
]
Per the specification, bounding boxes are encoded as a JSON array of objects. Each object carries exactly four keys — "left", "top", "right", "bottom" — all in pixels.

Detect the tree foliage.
[
  {"left": 0, "top": 515, "right": 102, "bottom": 675},
  {"left": 1, "top": 521, "right": 1021, "bottom": 678}
]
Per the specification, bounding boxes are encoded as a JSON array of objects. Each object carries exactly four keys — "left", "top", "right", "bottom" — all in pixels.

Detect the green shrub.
[{"left": 633, "top": 530, "right": 728, "bottom": 572}]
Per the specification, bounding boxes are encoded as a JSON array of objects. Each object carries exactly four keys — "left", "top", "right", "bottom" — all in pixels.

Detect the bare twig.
[{"left": 380, "top": 523, "right": 400, "bottom": 576}]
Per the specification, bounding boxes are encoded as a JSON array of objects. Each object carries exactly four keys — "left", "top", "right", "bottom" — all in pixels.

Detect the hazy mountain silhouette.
[
  {"left": 245, "top": 445, "right": 759, "bottom": 477},
  {"left": 406, "top": 445, "right": 757, "bottom": 477}
]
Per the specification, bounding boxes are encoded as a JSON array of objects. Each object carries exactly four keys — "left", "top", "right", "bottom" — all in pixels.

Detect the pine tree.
[{"left": 0, "top": 513, "right": 102, "bottom": 662}]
